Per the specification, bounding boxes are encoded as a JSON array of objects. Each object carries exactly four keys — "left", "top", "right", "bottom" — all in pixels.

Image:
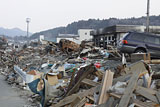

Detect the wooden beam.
[
  {"left": 66, "top": 64, "right": 95, "bottom": 96},
  {"left": 131, "top": 98, "right": 154, "bottom": 107},
  {"left": 135, "top": 87, "right": 159, "bottom": 104},
  {"left": 97, "top": 97, "right": 114, "bottom": 107},
  {"left": 118, "top": 69, "right": 142, "bottom": 107},
  {"left": 109, "top": 93, "right": 121, "bottom": 99},
  {"left": 81, "top": 78, "right": 101, "bottom": 87},
  {"left": 113, "top": 74, "right": 131, "bottom": 85},
  {"left": 73, "top": 97, "right": 87, "bottom": 107},
  {"left": 156, "top": 91, "right": 160, "bottom": 104},
  {"left": 98, "top": 70, "right": 114, "bottom": 104},
  {"left": 137, "top": 86, "right": 156, "bottom": 95},
  {"left": 52, "top": 86, "right": 100, "bottom": 107},
  {"left": 144, "top": 60, "right": 160, "bottom": 64}
]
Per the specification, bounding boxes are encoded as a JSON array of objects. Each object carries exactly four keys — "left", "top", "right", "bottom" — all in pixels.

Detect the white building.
[
  {"left": 57, "top": 29, "right": 93, "bottom": 44},
  {"left": 78, "top": 29, "right": 93, "bottom": 42},
  {"left": 56, "top": 34, "right": 79, "bottom": 43}
]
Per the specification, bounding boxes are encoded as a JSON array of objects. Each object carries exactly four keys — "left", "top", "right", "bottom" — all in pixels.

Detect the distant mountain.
[
  {"left": 31, "top": 15, "right": 160, "bottom": 39},
  {"left": 0, "top": 27, "right": 32, "bottom": 37}
]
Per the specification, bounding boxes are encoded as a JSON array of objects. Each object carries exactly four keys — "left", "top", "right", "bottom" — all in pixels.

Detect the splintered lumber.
[
  {"left": 113, "top": 74, "right": 131, "bottom": 85},
  {"left": 135, "top": 87, "right": 159, "bottom": 104},
  {"left": 144, "top": 60, "right": 160, "bottom": 64},
  {"left": 52, "top": 86, "right": 100, "bottom": 107},
  {"left": 132, "top": 99, "right": 154, "bottom": 107},
  {"left": 70, "top": 96, "right": 81, "bottom": 107},
  {"left": 97, "top": 97, "right": 115, "bottom": 107},
  {"left": 98, "top": 70, "right": 114, "bottom": 104},
  {"left": 72, "top": 97, "right": 87, "bottom": 107},
  {"left": 155, "top": 91, "right": 160, "bottom": 104},
  {"left": 137, "top": 86, "right": 156, "bottom": 95},
  {"left": 109, "top": 93, "right": 121, "bottom": 99},
  {"left": 66, "top": 64, "right": 96, "bottom": 96},
  {"left": 66, "top": 68, "right": 76, "bottom": 93},
  {"left": 118, "top": 61, "right": 146, "bottom": 107},
  {"left": 81, "top": 78, "right": 101, "bottom": 87}
]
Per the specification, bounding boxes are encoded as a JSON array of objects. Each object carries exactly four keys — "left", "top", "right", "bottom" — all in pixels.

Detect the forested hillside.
[{"left": 31, "top": 15, "right": 160, "bottom": 39}]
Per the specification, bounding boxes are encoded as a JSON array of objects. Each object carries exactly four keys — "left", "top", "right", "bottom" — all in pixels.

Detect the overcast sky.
[{"left": 0, "top": 0, "right": 159, "bottom": 33}]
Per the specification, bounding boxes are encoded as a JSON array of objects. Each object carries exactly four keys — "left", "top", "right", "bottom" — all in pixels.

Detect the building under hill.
[{"left": 90, "top": 25, "right": 160, "bottom": 48}]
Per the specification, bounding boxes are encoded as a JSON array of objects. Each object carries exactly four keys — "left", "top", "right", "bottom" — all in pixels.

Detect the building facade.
[
  {"left": 57, "top": 29, "right": 93, "bottom": 44},
  {"left": 91, "top": 25, "right": 160, "bottom": 48},
  {"left": 56, "top": 34, "right": 79, "bottom": 44},
  {"left": 78, "top": 29, "right": 93, "bottom": 42}
]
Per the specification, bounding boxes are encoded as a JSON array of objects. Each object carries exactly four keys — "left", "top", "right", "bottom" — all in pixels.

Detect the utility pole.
[
  {"left": 26, "top": 18, "right": 31, "bottom": 43},
  {"left": 146, "top": 0, "right": 150, "bottom": 32}
]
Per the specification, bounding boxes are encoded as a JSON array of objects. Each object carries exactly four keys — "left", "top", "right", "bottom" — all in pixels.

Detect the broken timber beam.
[
  {"left": 144, "top": 60, "right": 160, "bottom": 64},
  {"left": 52, "top": 85, "right": 100, "bottom": 107},
  {"left": 98, "top": 70, "right": 114, "bottom": 104},
  {"left": 81, "top": 78, "right": 101, "bottom": 87},
  {"left": 65, "top": 64, "right": 96, "bottom": 96},
  {"left": 118, "top": 61, "right": 146, "bottom": 107},
  {"left": 135, "top": 86, "right": 159, "bottom": 104}
]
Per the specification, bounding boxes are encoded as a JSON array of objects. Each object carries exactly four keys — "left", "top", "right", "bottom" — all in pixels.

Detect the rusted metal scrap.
[{"left": 59, "top": 39, "right": 80, "bottom": 52}]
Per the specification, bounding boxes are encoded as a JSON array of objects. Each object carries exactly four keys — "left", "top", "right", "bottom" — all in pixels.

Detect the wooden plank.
[
  {"left": 156, "top": 91, "right": 160, "bottom": 104},
  {"left": 137, "top": 86, "right": 157, "bottom": 95},
  {"left": 65, "top": 68, "right": 76, "bottom": 93},
  {"left": 113, "top": 74, "right": 131, "bottom": 85},
  {"left": 86, "top": 96, "right": 94, "bottom": 102},
  {"left": 109, "top": 93, "right": 154, "bottom": 107},
  {"left": 132, "top": 99, "right": 154, "bottom": 107},
  {"left": 97, "top": 97, "right": 114, "bottom": 107},
  {"left": 70, "top": 96, "right": 81, "bottom": 107},
  {"left": 66, "top": 64, "right": 95, "bottom": 96},
  {"left": 148, "top": 53, "right": 151, "bottom": 61},
  {"left": 81, "top": 78, "right": 101, "bottom": 87},
  {"left": 74, "top": 97, "right": 87, "bottom": 107},
  {"left": 124, "top": 61, "right": 146, "bottom": 74},
  {"left": 118, "top": 69, "right": 142, "bottom": 107},
  {"left": 144, "top": 60, "right": 160, "bottom": 64},
  {"left": 52, "top": 85, "right": 100, "bottom": 107},
  {"left": 109, "top": 93, "right": 121, "bottom": 99},
  {"left": 135, "top": 87, "right": 159, "bottom": 104},
  {"left": 98, "top": 70, "right": 114, "bottom": 104}
]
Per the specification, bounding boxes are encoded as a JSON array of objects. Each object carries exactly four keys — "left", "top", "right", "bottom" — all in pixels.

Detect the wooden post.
[{"left": 98, "top": 70, "right": 114, "bottom": 104}]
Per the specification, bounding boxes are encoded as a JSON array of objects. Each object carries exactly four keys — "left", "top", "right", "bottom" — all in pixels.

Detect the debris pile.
[{"left": 1, "top": 39, "right": 160, "bottom": 107}]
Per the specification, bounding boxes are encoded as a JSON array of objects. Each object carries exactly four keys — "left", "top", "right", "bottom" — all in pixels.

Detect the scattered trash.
[{"left": 1, "top": 38, "right": 160, "bottom": 107}]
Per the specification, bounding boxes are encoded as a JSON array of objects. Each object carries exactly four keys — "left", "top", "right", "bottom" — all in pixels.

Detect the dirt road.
[{"left": 0, "top": 75, "right": 26, "bottom": 107}]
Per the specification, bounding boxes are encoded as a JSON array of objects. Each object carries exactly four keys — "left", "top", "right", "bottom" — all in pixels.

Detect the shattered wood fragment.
[
  {"left": 66, "top": 64, "right": 96, "bottom": 96},
  {"left": 97, "top": 97, "right": 114, "bottom": 107},
  {"left": 66, "top": 68, "right": 76, "bottom": 93},
  {"left": 109, "top": 93, "right": 121, "bottom": 99},
  {"left": 98, "top": 70, "right": 114, "bottom": 105},
  {"left": 59, "top": 39, "right": 80, "bottom": 52},
  {"left": 131, "top": 98, "right": 154, "bottom": 107},
  {"left": 135, "top": 87, "right": 159, "bottom": 104},
  {"left": 118, "top": 63, "right": 144, "bottom": 107},
  {"left": 86, "top": 96, "right": 94, "bottom": 102},
  {"left": 144, "top": 60, "right": 160, "bottom": 64},
  {"left": 73, "top": 97, "right": 87, "bottom": 107},
  {"left": 113, "top": 74, "right": 131, "bottom": 85},
  {"left": 81, "top": 78, "right": 101, "bottom": 87},
  {"left": 53, "top": 86, "right": 100, "bottom": 107},
  {"left": 155, "top": 91, "right": 160, "bottom": 104},
  {"left": 70, "top": 96, "right": 81, "bottom": 107},
  {"left": 137, "top": 86, "right": 156, "bottom": 95}
]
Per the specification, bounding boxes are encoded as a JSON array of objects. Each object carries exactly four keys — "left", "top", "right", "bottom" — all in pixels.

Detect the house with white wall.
[
  {"left": 78, "top": 29, "right": 93, "bottom": 42},
  {"left": 57, "top": 29, "right": 93, "bottom": 44}
]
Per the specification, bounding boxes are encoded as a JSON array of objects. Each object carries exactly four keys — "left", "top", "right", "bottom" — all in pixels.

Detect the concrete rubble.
[{"left": 1, "top": 38, "right": 160, "bottom": 107}]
